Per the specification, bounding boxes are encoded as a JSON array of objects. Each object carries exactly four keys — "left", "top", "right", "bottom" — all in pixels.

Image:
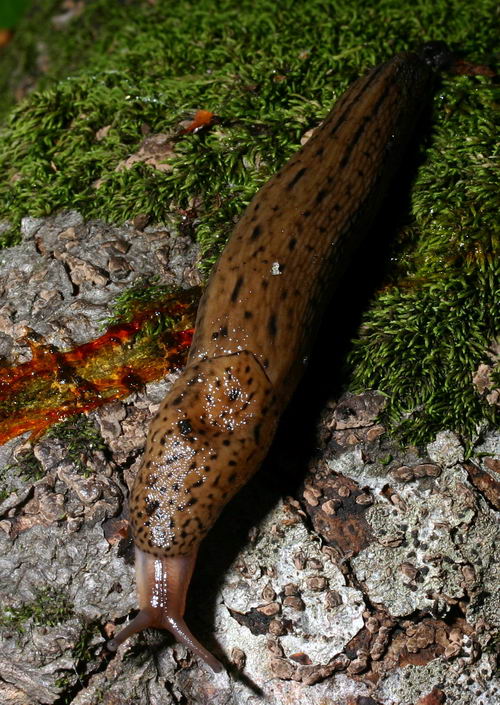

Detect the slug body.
[{"left": 109, "top": 49, "right": 441, "bottom": 671}]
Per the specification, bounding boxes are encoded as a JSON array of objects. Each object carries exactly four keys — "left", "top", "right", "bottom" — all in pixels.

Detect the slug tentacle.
[{"left": 108, "top": 548, "right": 223, "bottom": 673}]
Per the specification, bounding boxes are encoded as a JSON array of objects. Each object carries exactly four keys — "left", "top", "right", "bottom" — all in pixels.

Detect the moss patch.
[
  {"left": 46, "top": 416, "right": 107, "bottom": 475},
  {"left": 0, "top": 586, "right": 73, "bottom": 633},
  {"left": 0, "top": 0, "right": 30, "bottom": 29},
  {"left": 0, "top": 0, "right": 498, "bottom": 444},
  {"left": 0, "top": 449, "right": 44, "bottom": 501},
  {"left": 106, "top": 277, "right": 186, "bottom": 325}
]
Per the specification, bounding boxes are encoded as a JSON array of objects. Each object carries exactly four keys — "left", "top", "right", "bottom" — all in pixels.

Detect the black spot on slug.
[
  {"left": 316, "top": 189, "right": 327, "bottom": 204},
  {"left": 178, "top": 419, "right": 192, "bottom": 435},
  {"left": 251, "top": 224, "right": 262, "bottom": 240},
  {"left": 145, "top": 498, "right": 159, "bottom": 516},
  {"left": 230, "top": 275, "right": 244, "bottom": 302},
  {"left": 251, "top": 245, "right": 265, "bottom": 258},
  {"left": 268, "top": 313, "right": 278, "bottom": 338},
  {"left": 287, "top": 166, "right": 307, "bottom": 190}
]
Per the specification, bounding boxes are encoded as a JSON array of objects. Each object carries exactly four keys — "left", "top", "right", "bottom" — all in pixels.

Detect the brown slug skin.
[{"left": 108, "top": 48, "right": 443, "bottom": 671}]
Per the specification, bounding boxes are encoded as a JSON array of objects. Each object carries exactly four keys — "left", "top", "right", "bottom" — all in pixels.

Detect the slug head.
[{"left": 108, "top": 547, "right": 223, "bottom": 673}]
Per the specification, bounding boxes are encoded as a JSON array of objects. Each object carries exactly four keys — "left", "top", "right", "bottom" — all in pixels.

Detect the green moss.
[
  {"left": 0, "top": 0, "right": 30, "bottom": 29},
  {"left": 1, "top": 0, "right": 497, "bottom": 249},
  {"left": 72, "top": 621, "right": 98, "bottom": 660},
  {"left": 46, "top": 416, "right": 107, "bottom": 474},
  {"left": 54, "top": 622, "right": 102, "bottom": 704},
  {"left": 0, "top": 586, "right": 73, "bottom": 633},
  {"left": 13, "top": 449, "right": 43, "bottom": 481},
  {"left": 0, "top": 0, "right": 498, "bottom": 443},
  {"left": 106, "top": 277, "right": 173, "bottom": 324},
  {"left": 0, "top": 449, "right": 44, "bottom": 501}
]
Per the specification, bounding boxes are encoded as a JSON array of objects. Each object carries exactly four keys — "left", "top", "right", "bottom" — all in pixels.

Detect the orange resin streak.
[{"left": 0, "top": 288, "right": 201, "bottom": 444}]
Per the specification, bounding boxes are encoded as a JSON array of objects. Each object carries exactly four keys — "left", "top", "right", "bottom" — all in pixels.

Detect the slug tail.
[{"left": 107, "top": 547, "right": 223, "bottom": 673}]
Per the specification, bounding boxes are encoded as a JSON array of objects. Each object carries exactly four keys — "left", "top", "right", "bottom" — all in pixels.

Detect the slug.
[{"left": 108, "top": 44, "right": 449, "bottom": 672}]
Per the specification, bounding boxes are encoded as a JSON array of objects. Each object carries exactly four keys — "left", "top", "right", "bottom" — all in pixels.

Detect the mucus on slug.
[{"left": 108, "top": 43, "right": 451, "bottom": 673}]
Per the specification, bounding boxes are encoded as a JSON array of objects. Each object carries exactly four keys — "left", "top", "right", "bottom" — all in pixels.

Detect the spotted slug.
[{"left": 108, "top": 44, "right": 449, "bottom": 672}]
